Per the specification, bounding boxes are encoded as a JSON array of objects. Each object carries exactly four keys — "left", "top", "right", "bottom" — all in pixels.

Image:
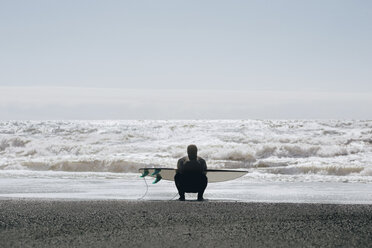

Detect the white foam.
[
  {"left": 0, "top": 120, "right": 371, "bottom": 183},
  {"left": 1, "top": 171, "right": 372, "bottom": 204}
]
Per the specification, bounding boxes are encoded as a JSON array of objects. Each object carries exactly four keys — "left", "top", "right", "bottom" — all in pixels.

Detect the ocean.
[{"left": 1, "top": 120, "right": 372, "bottom": 203}]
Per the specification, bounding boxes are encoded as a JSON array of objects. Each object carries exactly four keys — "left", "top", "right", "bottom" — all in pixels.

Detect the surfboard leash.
[
  {"left": 137, "top": 176, "right": 149, "bottom": 200},
  {"left": 170, "top": 192, "right": 179, "bottom": 200},
  {"left": 138, "top": 169, "right": 180, "bottom": 200}
]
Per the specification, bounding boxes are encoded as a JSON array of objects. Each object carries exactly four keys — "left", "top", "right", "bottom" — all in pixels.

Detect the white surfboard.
[{"left": 139, "top": 168, "right": 248, "bottom": 183}]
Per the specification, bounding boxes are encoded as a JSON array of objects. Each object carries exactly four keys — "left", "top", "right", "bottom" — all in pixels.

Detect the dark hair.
[{"left": 187, "top": 144, "right": 198, "bottom": 160}]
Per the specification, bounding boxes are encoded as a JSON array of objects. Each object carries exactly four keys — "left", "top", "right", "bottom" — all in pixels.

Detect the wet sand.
[{"left": 1, "top": 200, "right": 372, "bottom": 247}]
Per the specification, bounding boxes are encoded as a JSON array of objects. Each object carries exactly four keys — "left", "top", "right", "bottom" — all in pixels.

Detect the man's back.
[
  {"left": 175, "top": 145, "right": 208, "bottom": 201},
  {"left": 177, "top": 156, "right": 207, "bottom": 175}
]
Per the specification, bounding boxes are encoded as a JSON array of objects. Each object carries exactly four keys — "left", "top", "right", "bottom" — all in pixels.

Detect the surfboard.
[{"left": 139, "top": 168, "right": 248, "bottom": 184}]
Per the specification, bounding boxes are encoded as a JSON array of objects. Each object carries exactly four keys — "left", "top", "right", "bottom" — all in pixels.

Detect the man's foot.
[
  {"left": 179, "top": 195, "right": 185, "bottom": 201},
  {"left": 197, "top": 193, "right": 204, "bottom": 201}
]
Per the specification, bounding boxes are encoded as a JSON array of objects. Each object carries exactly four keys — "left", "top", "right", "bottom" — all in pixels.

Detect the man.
[{"left": 174, "top": 144, "right": 208, "bottom": 201}]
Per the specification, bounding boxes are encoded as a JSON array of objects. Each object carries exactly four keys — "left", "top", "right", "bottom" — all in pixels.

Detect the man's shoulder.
[
  {"left": 197, "top": 157, "right": 206, "bottom": 163},
  {"left": 178, "top": 156, "right": 188, "bottom": 162}
]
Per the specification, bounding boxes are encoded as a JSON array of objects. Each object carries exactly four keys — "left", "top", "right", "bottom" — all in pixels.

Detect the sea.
[{"left": 1, "top": 120, "right": 372, "bottom": 203}]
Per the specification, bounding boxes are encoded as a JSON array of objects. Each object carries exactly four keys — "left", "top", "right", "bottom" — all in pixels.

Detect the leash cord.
[
  {"left": 137, "top": 176, "right": 149, "bottom": 200},
  {"left": 170, "top": 192, "right": 179, "bottom": 200},
  {"left": 138, "top": 176, "right": 179, "bottom": 201}
]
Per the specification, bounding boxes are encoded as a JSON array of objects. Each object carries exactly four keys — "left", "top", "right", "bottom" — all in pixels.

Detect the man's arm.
[
  {"left": 176, "top": 158, "right": 184, "bottom": 174},
  {"left": 200, "top": 158, "right": 207, "bottom": 174}
]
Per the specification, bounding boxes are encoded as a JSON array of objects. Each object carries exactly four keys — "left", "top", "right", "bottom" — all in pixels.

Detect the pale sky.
[{"left": 0, "top": 1, "right": 371, "bottom": 119}]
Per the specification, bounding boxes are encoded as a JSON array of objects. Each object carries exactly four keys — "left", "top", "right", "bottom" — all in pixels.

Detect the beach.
[
  {"left": 1, "top": 120, "right": 372, "bottom": 247},
  {"left": 1, "top": 200, "right": 372, "bottom": 247}
]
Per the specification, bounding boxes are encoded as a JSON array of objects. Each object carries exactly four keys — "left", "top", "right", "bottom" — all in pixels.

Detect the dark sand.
[{"left": 1, "top": 200, "right": 372, "bottom": 247}]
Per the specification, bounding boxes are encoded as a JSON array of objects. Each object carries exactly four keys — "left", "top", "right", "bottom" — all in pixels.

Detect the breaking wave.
[
  {"left": 17, "top": 160, "right": 148, "bottom": 173},
  {"left": 266, "top": 166, "right": 365, "bottom": 176},
  {"left": 0, "top": 120, "right": 371, "bottom": 181}
]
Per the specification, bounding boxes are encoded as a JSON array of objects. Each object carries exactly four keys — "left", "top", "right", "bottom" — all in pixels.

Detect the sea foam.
[{"left": 0, "top": 120, "right": 371, "bottom": 182}]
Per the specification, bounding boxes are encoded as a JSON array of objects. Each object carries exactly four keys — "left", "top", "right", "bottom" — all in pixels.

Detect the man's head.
[{"left": 187, "top": 144, "right": 198, "bottom": 160}]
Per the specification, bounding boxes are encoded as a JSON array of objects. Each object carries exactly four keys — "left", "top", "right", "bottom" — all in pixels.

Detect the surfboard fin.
[
  {"left": 152, "top": 174, "right": 162, "bottom": 184},
  {"left": 140, "top": 169, "right": 149, "bottom": 178},
  {"left": 151, "top": 169, "right": 161, "bottom": 176}
]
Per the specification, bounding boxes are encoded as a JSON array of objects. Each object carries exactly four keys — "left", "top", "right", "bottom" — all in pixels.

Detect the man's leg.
[
  {"left": 197, "top": 175, "right": 208, "bottom": 201},
  {"left": 174, "top": 173, "right": 185, "bottom": 201}
]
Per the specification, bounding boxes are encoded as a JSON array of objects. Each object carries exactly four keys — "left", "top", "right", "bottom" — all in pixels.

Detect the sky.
[{"left": 0, "top": 0, "right": 371, "bottom": 119}]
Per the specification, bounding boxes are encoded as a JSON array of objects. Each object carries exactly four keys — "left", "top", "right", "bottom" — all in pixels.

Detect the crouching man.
[{"left": 175, "top": 144, "right": 207, "bottom": 201}]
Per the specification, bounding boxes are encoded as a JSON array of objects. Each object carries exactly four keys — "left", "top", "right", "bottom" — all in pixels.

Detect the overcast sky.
[{"left": 0, "top": 1, "right": 371, "bottom": 119}]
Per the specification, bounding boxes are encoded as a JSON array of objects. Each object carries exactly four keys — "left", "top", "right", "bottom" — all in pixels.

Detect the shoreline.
[
  {"left": 1, "top": 199, "right": 372, "bottom": 247},
  {"left": 2, "top": 196, "right": 372, "bottom": 205}
]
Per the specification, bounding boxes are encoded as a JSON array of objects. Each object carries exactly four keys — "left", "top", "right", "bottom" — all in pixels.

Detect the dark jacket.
[{"left": 177, "top": 156, "right": 207, "bottom": 175}]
